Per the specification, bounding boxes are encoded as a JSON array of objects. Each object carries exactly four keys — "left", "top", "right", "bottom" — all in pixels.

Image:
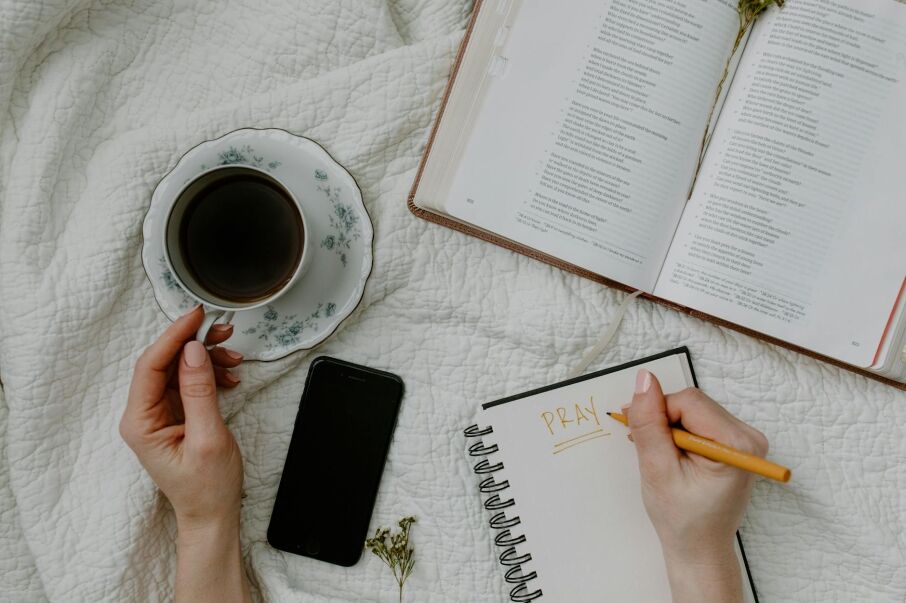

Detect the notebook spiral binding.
[{"left": 465, "top": 424, "right": 543, "bottom": 602}]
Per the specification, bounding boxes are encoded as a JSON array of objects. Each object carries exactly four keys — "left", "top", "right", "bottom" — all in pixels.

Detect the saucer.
[{"left": 142, "top": 128, "right": 373, "bottom": 361}]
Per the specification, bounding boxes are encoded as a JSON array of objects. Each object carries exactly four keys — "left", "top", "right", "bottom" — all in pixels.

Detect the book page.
[
  {"left": 656, "top": 0, "right": 906, "bottom": 366},
  {"left": 478, "top": 351, "right": 755, "bottom": 602},
  {"left": 443, "top": 0, "right": 741, "bottom": 291}
]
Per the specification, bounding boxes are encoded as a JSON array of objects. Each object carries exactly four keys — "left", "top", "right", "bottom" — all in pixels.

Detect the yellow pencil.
[{"left": 607, "top": 412, "right": 791, "bottom": 483}]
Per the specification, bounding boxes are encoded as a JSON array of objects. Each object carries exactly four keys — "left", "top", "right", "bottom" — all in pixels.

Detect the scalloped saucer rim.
[{"left": 141, "top": 127, "right": 373, "bottom": 361}]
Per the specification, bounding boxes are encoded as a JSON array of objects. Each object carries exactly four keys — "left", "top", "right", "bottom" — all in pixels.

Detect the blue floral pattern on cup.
[
  {"left": 201, "top": 145, "right": 281, "bottom": 171},
  {"left": 159, "top": 256, "right": 196, "bottom": 311}
]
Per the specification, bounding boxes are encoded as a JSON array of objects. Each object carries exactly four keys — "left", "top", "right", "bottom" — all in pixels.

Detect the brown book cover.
[{"left": 407, "top": 0, "right": 905, "bottom": 391}]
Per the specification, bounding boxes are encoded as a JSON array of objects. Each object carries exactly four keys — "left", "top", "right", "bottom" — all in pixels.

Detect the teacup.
[{"left": 163, "top": 165, "right": 312, "bottom": 343}]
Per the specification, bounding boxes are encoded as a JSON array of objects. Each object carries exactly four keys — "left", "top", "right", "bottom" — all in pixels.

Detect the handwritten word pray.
[{"left": 540, "top": 397, "right": 601, "bottom": 436}]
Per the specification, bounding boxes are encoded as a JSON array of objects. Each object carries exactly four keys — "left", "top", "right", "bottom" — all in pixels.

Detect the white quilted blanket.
[{"left": 1, "top": 1, "right": 905, "bottom": 601}]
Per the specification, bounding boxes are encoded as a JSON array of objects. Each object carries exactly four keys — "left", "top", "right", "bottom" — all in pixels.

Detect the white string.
[{"left": 568, "top": 290, "right": 643, "bottom": 379}]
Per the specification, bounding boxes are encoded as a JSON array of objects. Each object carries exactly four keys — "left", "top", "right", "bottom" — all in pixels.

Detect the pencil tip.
[{"left": 605, "top": 412, "right": 612, "bottom": 416}]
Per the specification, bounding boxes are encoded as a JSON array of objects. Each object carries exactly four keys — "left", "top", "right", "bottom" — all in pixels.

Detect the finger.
[
  {"left": 214, "top": 366, "right": 241, "bottom": 388},
  {"left": 627, "top": 370, "right": 681, "bottom": 479},
  {"left": 179, "top": 340, "right": 227, "bottom": 441},
  {"left": 209, "top": 346, "right": 243, "bottom": 368},
  {"left": 170, "top": 346, "right": 242, "bottom": 386},
  {"left": 126, "top": 306, "right": 204, "bottom": 415},
  {"left": 664, "top": 389, "right": 768, "bottom": 456},
  {"left": 204, "top": 323, "right": 234, "bottom": 346}
]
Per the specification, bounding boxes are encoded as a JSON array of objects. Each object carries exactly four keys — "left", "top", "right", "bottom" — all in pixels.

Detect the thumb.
[
  {"left": 179, "top": 341, "right": 226, "bottom": 441},
  {"left": 627, "top": 369, "right": 680, "bottom": 477}
]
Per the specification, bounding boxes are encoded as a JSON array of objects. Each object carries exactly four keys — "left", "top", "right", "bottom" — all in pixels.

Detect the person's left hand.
[{"left": 120, "top": 306, "right": 245, "bottom": 530}]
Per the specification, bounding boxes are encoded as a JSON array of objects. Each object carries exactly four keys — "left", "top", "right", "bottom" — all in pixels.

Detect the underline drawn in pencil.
[{"left": 552, "top": 429, "right": 611, "bottom": 454}]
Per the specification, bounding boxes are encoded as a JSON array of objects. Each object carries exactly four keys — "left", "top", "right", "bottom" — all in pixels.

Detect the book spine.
[{"left": 464, "top": 424, "right": 542, "bottom": 602}]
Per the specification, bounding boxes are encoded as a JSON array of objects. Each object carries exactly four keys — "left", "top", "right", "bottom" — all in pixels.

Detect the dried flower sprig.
[
  {"left": 365, "top": 516, "right": 417, "bottom": 603},
  {"left": 691, "top": 0, "right": 785, "bottom": 195}
]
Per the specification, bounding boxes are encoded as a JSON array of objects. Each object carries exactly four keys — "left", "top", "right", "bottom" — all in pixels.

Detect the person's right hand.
[{"left": 625, "top": 369, "right": 768, "bottom": 603}]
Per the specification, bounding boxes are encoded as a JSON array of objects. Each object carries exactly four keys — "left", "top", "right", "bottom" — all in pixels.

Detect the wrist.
[
  {"left": 175, "top": 512, "right": 250, "bottom": 603},
  {"left": 176, "top": 504, "right": 240, "bottom": 533},
  {"left": 176, "top": 513, "right": 240, "bottom": 549},
  {"left": 663, "top": 543, "right": 742, "bottom": 603}
]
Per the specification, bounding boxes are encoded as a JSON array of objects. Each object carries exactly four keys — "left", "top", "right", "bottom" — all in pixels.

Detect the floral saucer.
[{"left": 142, "top": 128, "right": 373, "bottom": 361}]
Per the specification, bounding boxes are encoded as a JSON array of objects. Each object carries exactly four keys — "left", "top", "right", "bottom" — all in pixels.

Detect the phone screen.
[{"left": 267, "top": 356, "right": 403, "bottom": 566}]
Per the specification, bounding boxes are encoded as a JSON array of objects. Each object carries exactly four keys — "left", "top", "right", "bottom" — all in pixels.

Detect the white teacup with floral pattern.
[{"left": 162, "top": 164, "right": 313, "bottom": 344}]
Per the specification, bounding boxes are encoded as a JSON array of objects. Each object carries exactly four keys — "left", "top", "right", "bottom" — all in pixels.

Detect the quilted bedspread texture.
[{"left": 0, "top": 0, "right": 904, "bottom": 601}]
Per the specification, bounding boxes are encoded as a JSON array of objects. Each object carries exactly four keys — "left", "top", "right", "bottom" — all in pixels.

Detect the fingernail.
[
  {"left": 225, "top": 371, "right": 241, "bottom": 385},
  {"left": 184, "top": 304, "right": 202, "bottom": 317},
  {"left": 620, "top": 404, "right": 631, "bottom": 413},
  {"left": 184, "top": 341, "right": 207, "bottom": 367},
  {"left": 211, "top": 323, "right": 233, "bottom": 333},
  {"left": 224, "top": 348, "right": 243, "bottom": 361},
  {"left": 635, "top": 369, "right": 651, "bottom": 394}
]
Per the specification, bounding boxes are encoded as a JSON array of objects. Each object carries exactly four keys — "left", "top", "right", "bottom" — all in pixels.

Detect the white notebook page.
[{"left": 479, "top": 351, "right": 756, "bottom": 602}]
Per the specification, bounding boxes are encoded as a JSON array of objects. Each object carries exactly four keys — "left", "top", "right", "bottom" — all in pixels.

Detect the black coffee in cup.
[{"left": 176, "top": 171, "right": 304, "bottom": 303}]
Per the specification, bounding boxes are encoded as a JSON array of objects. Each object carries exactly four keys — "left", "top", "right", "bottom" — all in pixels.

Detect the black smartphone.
[{"left": 267, "top": 356, "right": 404, "bottom": 566}]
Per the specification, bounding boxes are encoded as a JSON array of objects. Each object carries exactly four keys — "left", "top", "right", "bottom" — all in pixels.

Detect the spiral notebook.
[{"left": 464, "top": 349, "right": 758, "bottom": 602}]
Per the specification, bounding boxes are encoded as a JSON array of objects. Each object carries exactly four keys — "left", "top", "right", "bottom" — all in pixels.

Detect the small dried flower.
[
  {"left": 365, "top": 516, "right": 417, "bottom": 603},
  {"left": 739, "top": 0, "right": 784, "bottom": 25},
  {"left": 692, "top": 0, "right": 785, "bottom": 193}
]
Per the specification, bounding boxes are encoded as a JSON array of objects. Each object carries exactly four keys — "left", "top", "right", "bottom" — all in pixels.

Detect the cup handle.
[{"left": 196, "top": 309, "right": 236, "bottom": 346}]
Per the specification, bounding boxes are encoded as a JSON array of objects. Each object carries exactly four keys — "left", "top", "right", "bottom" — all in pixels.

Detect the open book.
[
  {"left": 409, "top": 0, "right": 906, "bottom": 386},
  {"left": 464, "top": 348, "right": 758, "bottom": 602}
]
